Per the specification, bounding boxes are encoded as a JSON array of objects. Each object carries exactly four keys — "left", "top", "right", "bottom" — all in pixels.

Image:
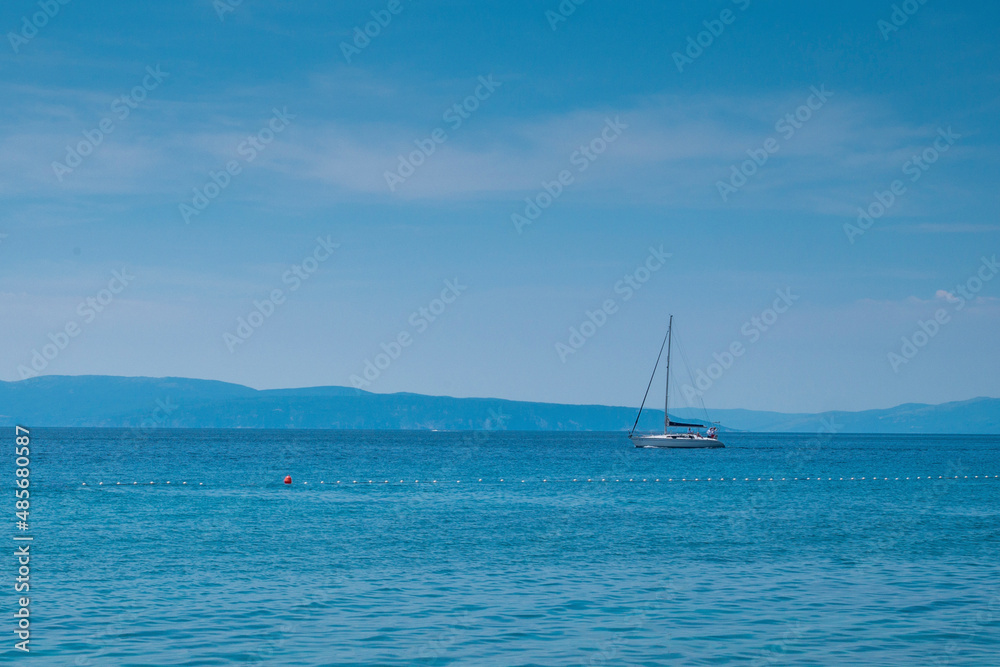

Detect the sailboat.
[{"left": 628, "top": 315, "right": 724, "bottom": 449}]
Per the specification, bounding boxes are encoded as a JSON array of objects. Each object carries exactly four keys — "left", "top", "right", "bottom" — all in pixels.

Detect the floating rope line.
[{"left": 78, "top": 475, "right": 1000, "bottom": 487}]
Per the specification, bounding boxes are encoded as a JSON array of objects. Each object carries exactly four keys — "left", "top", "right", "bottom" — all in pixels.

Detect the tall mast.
[{"left": 664, "top": 315, "right": 672, "bottom": 434}]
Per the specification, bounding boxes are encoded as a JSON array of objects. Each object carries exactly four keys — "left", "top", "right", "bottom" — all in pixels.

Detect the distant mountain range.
[{"left": 1, "top": 375, "right": 998, "bottom": 433}]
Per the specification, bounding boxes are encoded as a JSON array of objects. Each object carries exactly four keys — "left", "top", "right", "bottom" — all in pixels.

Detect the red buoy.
[{"left": 284, "top": 475, "right": 292, "bottom": 485}]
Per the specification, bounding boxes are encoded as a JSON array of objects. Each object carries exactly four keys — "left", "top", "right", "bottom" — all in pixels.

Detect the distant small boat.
[{"left": 629, "top": 315, "right": 724, "bottom": 449}]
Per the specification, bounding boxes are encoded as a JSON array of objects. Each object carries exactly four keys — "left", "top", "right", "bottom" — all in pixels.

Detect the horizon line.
[{"left": 5, "top": 372, "right": 997, "bottom": 416}]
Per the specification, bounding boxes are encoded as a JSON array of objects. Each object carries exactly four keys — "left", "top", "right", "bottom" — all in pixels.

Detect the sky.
[{"left": 1, "top": 0, "right": 998, "bottom": 414}]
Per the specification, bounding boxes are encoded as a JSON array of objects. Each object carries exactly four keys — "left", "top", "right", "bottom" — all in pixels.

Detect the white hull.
[{"left": 631, "top": 434, "right": 724, "bottom": 449}]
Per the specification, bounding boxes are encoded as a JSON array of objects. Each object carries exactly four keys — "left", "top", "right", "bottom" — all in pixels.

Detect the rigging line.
[
  {"left": 670, "top": 330, "right": 712, "bottom": 424},
  {"left": 629, "top": 329, "right": 670, "bottom": 437}
]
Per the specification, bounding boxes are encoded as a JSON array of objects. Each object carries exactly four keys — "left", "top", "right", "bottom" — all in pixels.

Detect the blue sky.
[{"left": 1, "top": 0, "right": 998, "bottom": 413}]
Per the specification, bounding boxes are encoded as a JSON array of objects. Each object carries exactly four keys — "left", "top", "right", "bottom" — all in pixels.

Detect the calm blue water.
[{"left": 9, "top": 429, "right": 1000, "bottom": 665}]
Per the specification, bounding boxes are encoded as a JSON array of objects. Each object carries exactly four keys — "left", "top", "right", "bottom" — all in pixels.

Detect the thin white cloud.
[{"left": 0, "top": 75, "right": 988, "bottom": 220}]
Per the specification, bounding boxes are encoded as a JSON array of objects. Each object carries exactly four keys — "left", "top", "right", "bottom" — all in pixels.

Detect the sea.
[{"left": 9, "top": 429, "right": 1000, "bottom": 665}]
